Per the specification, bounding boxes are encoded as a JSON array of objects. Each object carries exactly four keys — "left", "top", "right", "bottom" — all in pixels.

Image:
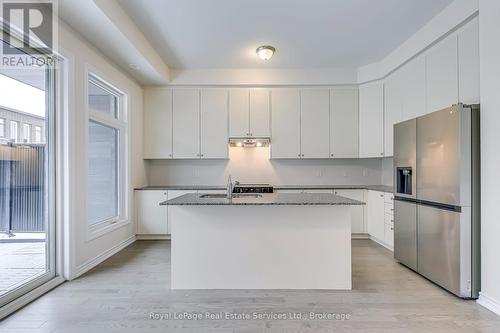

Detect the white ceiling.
[{"left": 117, "top": 0, "right": 453, "bottom": 69}]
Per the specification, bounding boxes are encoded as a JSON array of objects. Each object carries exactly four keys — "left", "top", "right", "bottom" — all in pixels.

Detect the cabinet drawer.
[
  {"left": 384, "top": 222, "right": 394, "bottom": 248},
  {"left": 384, "top": 213, "right": 394, "bottom": 226},
  {"left": 385, "top": 203, "right": 394, "bottom": 215}
]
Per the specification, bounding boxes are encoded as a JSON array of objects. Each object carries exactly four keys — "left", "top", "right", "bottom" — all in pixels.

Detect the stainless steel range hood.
[{"left": 228, "top": 137, "right": 270, "bottom": 148}]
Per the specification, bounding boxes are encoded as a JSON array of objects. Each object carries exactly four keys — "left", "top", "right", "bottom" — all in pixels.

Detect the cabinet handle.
[
  {"left": 169, "top": 154, "right": 172, "bottom": 157},
  {"left": 391, "top": 227, "right": 394, "bottom": 230},
  {"left": 301, "top": 154, "right": 305, "bottom": 157},
  {"left": 330, "top": 154, "right": 334, "bottom": 157},
  {"left": 380, "top": 194, "right": 384, "bottom": 197},
  {"left": 298, "top": 154, "right": 301, "bottom": 157},
  {"left": 380, "top": 152, "right": 384, "bottom": 156},
  {"left": 390, "top": 208, "right": 394, "bottom": 211}
]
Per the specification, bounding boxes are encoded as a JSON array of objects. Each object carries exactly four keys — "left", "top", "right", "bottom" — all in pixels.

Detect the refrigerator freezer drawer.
[
  {"left": 417, "top": 204, "right": 473, "bottom": 298},
  {"left": 394, "top": 199, "right": 417, "bottom": 271}
]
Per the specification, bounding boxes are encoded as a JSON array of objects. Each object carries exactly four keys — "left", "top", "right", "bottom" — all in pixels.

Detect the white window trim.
[{"left": 85, "top": 70, "right": 129, "bottom": 241}]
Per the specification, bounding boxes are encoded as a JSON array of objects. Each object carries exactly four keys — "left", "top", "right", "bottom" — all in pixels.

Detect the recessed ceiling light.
[
  {"left": 256, "top": 45, "right": 275, "bottom": 61},
  {"left": 128, "top": 63, "right": 139, "bottom": 70}
]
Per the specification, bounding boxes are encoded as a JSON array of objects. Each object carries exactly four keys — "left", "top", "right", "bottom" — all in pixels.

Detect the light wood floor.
[{"left": 1, "top": 240, "right": 499, "bottom": 332}]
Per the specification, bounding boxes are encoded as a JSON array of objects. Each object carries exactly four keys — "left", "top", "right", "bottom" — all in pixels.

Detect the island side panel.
[{"left": 171, "top": 205, "right": 351, "bottom": 289}]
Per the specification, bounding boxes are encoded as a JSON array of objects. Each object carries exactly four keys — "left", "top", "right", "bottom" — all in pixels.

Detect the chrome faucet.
[{"left": 226, "top": 175, "right": 239, "bottom": 199}]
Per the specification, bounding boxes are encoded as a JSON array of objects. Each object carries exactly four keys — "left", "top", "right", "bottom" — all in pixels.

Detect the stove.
[{"left": 232, "top": 183, "right": 274, "bottom": 194}]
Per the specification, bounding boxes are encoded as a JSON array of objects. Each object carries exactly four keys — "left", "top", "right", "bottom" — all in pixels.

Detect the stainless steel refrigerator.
[{"left": 393, "top": 104, "right": 480, "bottom": 299}]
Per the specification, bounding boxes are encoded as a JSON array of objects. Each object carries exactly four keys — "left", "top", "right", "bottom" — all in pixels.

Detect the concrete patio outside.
[{"left": 0, "top": 233, "right": 46, "bottom": 297}]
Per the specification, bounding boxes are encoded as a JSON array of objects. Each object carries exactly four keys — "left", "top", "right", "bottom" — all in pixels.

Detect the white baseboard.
[
  {"left": 73, "top": 235, "right": 136, "bottom": 279},
  {"left": 370, "top": 235, "right": 394, "bottom": 252},
  {"left": 137, "top": 234, "right": 171, "bottom": 240},
  {"left": 478, "top": 292, "right": 500, "bottom": 316},
  {"left": 0, "top": 276, "right": 64, "bottom": 320},
  {"left": 351, "top": 233, "right": 370, "bottom": 239}
]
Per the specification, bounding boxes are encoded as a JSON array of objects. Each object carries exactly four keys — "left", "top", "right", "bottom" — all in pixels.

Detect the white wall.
[
  {"left": 381, "top": 158, "right": 394, "bottom": 187},
  {"left": 147, "top": 147, "right": 382, "bottom": 186},
  {"left": 477, "top": 0, "right": 500, "bottom": 315},
  {"left": 59, "top": 20, "right": 146, "bottom": 279}
]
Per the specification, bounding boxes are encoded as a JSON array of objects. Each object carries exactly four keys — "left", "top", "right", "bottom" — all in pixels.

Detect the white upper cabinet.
[
  {"left": 458, "top": 17, "right": 479, "bottom": 105},
  {"left": 300, "top": 89, "right": 330, "bottom": 158},
  {"left": 249, "top": 89, "right": 270, "bottom": 137},
  {"left": 143, "top": 88, "right": 173, "bottom": 159},
  {"left": 426, "top": 35, "right": 458, "bottom": 113},
  {"left": 229, "top": 88, "right": 270, "bottom": 137},
  {"left": 330, "top": 87, "right": 358, "bottom": 158},
  {"left": 200, "top": 89, "right": 228, "bottom": 159},
  {"left": 359, "top": 82, "right": 384, "bottom": 158},
  {"left": 383, "top": 72, "right": 403, "bottom": 157},
  {"left": 401, "top": 56, "right": 426, "bottom": 121},
  {"left": 271, "top": 89, "right": 301, "bottom": 159},
  {"left": 172, "top": 89, "right": 200, "bottom": 159},
  {"left": 229, "top": 88, "right": 249, "bottom": 137}
]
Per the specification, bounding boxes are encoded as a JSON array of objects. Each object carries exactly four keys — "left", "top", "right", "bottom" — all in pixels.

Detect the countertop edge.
[{"left": 136, "top": 185, "right": 394, "bottom": 193}]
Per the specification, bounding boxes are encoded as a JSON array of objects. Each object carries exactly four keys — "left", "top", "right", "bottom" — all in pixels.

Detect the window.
[
  {"left": 34, "top": 126, "right": 42, "bottom": 143},
  {"left": 86, "top": 73, "right": 127, "bottom": 231},
  {"left": 0, "top": 118, "right": 4, "bottom": 137},
  {"left": 9, "top": 120, "right": 18, "bottom": 141},
  {"left": 22, "top": 123, "right": 31, "bottom": 142},
  {"left": 88, "top": 78, "right": 118, "bottom": 118}
]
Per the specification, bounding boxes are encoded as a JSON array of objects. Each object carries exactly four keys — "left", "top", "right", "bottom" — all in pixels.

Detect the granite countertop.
[
  {"left": 136, "top": 184, "right": 394, "bottom": 193},
  {"left": 160, "top": 193, "right": 365, "bottom": 206}
]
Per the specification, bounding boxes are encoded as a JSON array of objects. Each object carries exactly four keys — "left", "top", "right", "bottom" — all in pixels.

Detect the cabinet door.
[
  {"left": 384, "top": 216, "right": 394, "bottom": 249},
  {"left": 384, "top": 72, "right": 402, "bottom": 157},
  {"left": 300, "top": 89, "right": 330, "bottom": 158},
  {"left": 367, "top": 190, "right": 385, "bottom": 241},
  {"left": 249, "top": 89, "right": 270, "bottom": 137},
  {"left": 200, "top": 89, "right": 228, "bottom": 159},
  {"left": 143, "top": 88, "right": 172, "bottom": 159},
  {"left": 335, "top": 189, "right": 365, "bottom": 233},
  {"left": 167, "top": 190, "right": 197, "bottom": 234},
  {"left": 401, "top": 56, "right": 426, "bottom": 121},
  {"left": 173, "top": 89, "right": 200, "bottom": 159},
  {"left": 136, "top": 190, "right": 168, "bottom": 234},
  {"left": 458, "top": 17, "right": 479, "bottom": 105},
  {"left": 229, "top": 89, "right": 249, "bottom": 137},
  {"left": 270, "top": 89, "right": 301, "bottom": 159},
  {"left": 426, "top": 35, "right": 458, "bottom": 113},
  {"left": 359, "top": 83, "right": 384, "bottom": 158},
  {"left": 330, "top": 88, "right": 358, "bottom": 158}
]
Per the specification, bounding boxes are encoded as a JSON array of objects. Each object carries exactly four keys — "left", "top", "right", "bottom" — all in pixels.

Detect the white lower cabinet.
[
  {"left": 136, "top": 189, "right": 198, "bottom": 236},
  {"left": 366, "top": 190, "right": 385, "bottom": 243},
  {"left": 334, "top": 189, "right": 365, "bottom": 234},
  {"left": 384, "top": 213, "right": 394, "bottom": 248},
  {"left": 136, "top": 190, "right": 168, "bottom": 235}
]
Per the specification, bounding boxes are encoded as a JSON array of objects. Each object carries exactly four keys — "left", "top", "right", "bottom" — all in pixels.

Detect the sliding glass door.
[{"left": 0, "top": 40, "right": 56, "bottom": 307}]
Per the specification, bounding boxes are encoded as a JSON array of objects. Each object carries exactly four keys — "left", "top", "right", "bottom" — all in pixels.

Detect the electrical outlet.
[
  {"left": 193, "top": 168, "right": 200, "bottom": 178},
  {"left": 362, "top": 169, "right": 369, "bottom": 177},
  {"left": 316, "top": 169, "right": 323, "bottom": 177}
]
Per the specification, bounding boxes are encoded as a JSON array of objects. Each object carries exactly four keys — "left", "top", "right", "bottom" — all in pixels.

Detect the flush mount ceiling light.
[{"left": 256, "top": 45, "right": 275, "bottom": 60}]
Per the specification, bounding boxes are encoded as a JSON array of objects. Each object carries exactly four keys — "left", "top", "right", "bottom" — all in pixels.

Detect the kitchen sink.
[{"left": 198, "top": 193, "right": 263, "bottom": 199}]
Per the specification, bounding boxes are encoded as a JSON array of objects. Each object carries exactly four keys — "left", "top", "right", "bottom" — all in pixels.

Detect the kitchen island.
[{"left": 161, "top": 192, "right": 364, "bottom": 290}]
